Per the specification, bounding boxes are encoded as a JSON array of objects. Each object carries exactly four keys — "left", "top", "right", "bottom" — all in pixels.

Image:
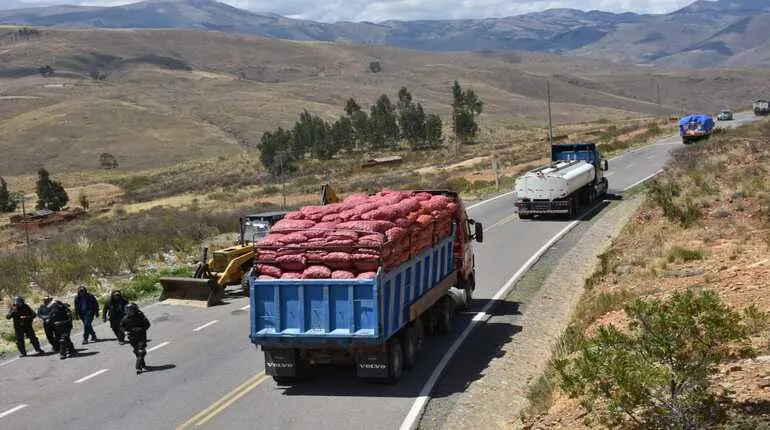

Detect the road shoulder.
[{"left": 418, "top": 195, "right": 645, "bottom": 430}]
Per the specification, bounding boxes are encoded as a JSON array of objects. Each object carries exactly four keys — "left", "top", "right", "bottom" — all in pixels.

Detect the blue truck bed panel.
[
  {"left": 679, "top": 114, "right": 715, "bottom": 136},
  {"left": 249, "top": 230, "right": 456, "bottom": 347}
]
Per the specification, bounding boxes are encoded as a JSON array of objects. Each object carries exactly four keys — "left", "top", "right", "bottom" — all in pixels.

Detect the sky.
[{"left": 0, "top": 0, "right": 700, "bottom": 22}]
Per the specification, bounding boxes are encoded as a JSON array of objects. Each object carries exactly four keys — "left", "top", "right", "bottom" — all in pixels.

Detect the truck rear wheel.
[
  {"left": 386, "top": 339, "right": 404, "bottom": 383},
  {"left": 402, "top": 330, "right": 418, "bottom": 370},
  {"left": 436, "top": 297, "right": 454, "bottom": 334}
]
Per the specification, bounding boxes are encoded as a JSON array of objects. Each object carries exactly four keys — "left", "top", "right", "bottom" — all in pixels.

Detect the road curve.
[{"left": 0, "top": 112, "right": 760, "bottom": 430}]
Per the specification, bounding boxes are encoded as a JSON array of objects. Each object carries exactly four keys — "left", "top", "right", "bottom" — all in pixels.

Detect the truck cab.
[
  {"left": 241, "top": 211, "right": 287, "bottom": 244},
  {"left": 414, "top": 190, "right": 483, "bottom": 309}
]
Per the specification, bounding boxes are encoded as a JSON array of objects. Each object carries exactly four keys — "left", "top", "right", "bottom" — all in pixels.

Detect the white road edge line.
[
  {"left": 193, "top": 320, "right": 219, "bottom": 332},
  {"left": 147, "top": 341, "right": 170, "bottom": 353},
  {"left": 74, "top": 368, "right": 109, "bottom": 384},
  {"left": 0, "top": 357, "right": 20, "bottom": 368},
  {"left": 623, "top": 169, "right": 664, "bottom": 191},
  {"left": 0, "top": 404, "right": 27, "bottom": 419},
  {"left": 400, "top": 170, "right": 666, "bottom": 430},
  {"left": 240, "top": 304, "right": 251, "bottom": 311}
]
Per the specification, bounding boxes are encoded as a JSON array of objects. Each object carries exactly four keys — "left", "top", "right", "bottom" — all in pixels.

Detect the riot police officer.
[
  {"left": 37, "top": 296, "right": 58, "bottom": 352},
  {"left": 120, "top": 303, "right": 151, "bottom": 374},
  {"left": 103, "top": 290, "right": 128, "bottom": 344},
  {"left": 5, "top": 296, "right": 43, "bottom": 356},
  {"left": 49, "top": 299, "right": 76, "bottom": 359}
]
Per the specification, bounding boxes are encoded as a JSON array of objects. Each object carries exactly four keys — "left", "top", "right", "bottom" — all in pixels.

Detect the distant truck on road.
[
  {"left": 754, "top": 100, "right": 770, "bottom": 116},
  {"left": 514, "top": 143, "right": 609, "bottom": 219},
  {"left": 679, "top": 114, "right": 715, "bottom": 144},
  {"left": 249, "top": 190, "right": 483, "bottom": 383}
]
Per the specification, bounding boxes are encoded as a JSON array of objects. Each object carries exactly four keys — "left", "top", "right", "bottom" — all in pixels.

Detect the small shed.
[{"left": 361, "top": 155, "right": 404, "bottom": 168}]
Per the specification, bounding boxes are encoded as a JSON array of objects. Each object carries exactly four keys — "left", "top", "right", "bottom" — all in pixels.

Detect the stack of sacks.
[{"left": 253, "top": 190, "right": 457, "bottom": 280}]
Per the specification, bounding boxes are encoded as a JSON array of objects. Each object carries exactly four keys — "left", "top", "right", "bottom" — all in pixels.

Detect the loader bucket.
[{"left": 158, "top": 277, "right": 225, "bottom": 307}]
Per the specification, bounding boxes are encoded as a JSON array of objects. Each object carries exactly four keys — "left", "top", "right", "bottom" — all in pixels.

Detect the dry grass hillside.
[
  {"left": 0, "top": 27, "right": 768, "bottom": 177},
  {"left": 524, "top": 120, "right": 770, "bottom": 429}
]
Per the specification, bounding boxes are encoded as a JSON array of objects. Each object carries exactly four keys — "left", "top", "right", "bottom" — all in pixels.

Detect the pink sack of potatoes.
[
  {"left": 386, "top": 227, "right": 408, "bottom": 242},
  {"left": 413, "top": 192, "right": 432, "bottom": 201},
  {"left": 258, "top": 275, "right": 277, "bottom": 280},
  {"left": 256, "top": 264, "right": 282, "bottom": 278},
  {"left": 349, "top": 203, "right": 379, "bottom": 218},
  {"left": 416, "top": 214, "right": 434, "bottom": 226},
  {"left": 276, "top": 254, "right": 307, "bottom": 272},
  {"left": 327, "top": 230, "right": 359, "bottom": 241},
  {"left": 344, "top": 194, "right": 370, "bottom": 204},
  {"left": 256, "top": 250, "right": 277, "bottom": 261},
  {"left": 358, "top": 234, "right": 384, "bottom": 247},
  {"left": 338, "top": 220, "right": 394, "bottom": 233},
  {"left": 325, "top": 238, "right": 357, "bottom": 247},
  {"left": 280, "top": 232, "right": 309, "bottom": 244},
  {"left": 353, "top": 253, "right": 380, "bottom": 272},
  {"left": 283, "top": 211, "right": 305, "bottom": 220},
  {"left": 302, "top": 265, "right": 332, "bottom": 279},
  {"left": 321, "top": 252, "right": 354, "bottom": 270},
  {"left": 272, "top": 219, "right": 316, "bottom": 231},
  {"left": 313, "top": 221, "right": 341, "bottom": 230},
  {"left": 372, "top": 206, "right": 399, "bottom": 221},
  {"left": 281, "top": 272, "right": 302, "bottom": 279},
  {"left": 331, "top": 270, "right": 356, "bottom": 279},
  {"left": 446, "top": 202, "right": 458, "bottom": 214},
  {"left": 300, "top": 205, "right": 326, "bottom": 215},
  {"left": 321, "top": 214, "right": 344, "bottom": 223},
  {"left": 357, "top": 272, "right": 377, "bottom": 279},
  {"left": 259, "top": 234, "right": 286, "bottom": 246},
  {"left": 303, "top": 229, "right": 328, "bottom": 240}
]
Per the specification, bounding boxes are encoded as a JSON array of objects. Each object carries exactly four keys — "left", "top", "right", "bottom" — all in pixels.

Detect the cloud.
[{"left": 1, "top": 0, "right": 698, "bottom": 22}]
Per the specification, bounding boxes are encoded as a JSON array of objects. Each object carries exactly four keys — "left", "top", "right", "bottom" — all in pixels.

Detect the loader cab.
[{"left": 240, "top": 211, "right": 287, "bottom": 244}]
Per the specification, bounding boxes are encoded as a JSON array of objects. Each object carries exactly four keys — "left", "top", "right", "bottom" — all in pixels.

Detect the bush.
[
  {"left": 556, "top": 290, "right": 754, "bottom": 429},
  {"left": 667, "top": 246, "right": 705, "bottom": 263}
]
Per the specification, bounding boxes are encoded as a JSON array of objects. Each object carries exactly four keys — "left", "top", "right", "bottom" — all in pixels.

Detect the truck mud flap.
[
  {"left": 264, "top": 349, "right": 301, "bottom": 377},
  {"left": 355, "top": 349, "right": 389, "bottom": 379},
  {"left": 158, "top": 277, "right": 224, "bottom": 307}
]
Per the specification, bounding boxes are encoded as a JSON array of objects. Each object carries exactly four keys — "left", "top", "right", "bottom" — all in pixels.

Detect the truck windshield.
[{"left": 243, "top": 221, "right": 271, "bottom": 243}]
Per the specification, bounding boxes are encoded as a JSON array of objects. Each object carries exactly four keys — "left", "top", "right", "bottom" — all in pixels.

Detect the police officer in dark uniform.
[
  {"left": 102, "top": 290, "right": 128, "bottom": 344},
  {"left": 120, "top": 303, "right": 151, "bottom": 374},
  {"left": 49, "top": 299, "right": 76, "bottom": 359},
  {"left": 5, "top": 296, "right": 43, "bottom": 357},
  {"left": 37, "top": 296, "right": 58, "bottom": 353}
]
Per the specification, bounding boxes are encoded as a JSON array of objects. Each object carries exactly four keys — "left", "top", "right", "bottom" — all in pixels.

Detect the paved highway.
[{"left": 0, "top": 112, "right": 759, "bottom": 430}]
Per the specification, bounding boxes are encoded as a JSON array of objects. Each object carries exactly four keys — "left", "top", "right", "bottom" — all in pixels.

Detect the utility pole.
[
  {"left": 279, "top": 155, "right": 286, "bottom": 210},
  {"left": 19, "top": 196, "right": 30, "bottom": 261},
  {"left": 655, "top": 81, "right": 661, "bottom": 116},
  {"left": 546, "top": 80, "right": 554, "bottom": 147},
  {"left": 492, "top": 157, "right": 500, "bottom": 191}
]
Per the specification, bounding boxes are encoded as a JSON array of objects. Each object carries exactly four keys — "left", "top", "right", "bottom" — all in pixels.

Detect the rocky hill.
[{"left": 2, "top": 0, "right": 770, "bottom": 68}]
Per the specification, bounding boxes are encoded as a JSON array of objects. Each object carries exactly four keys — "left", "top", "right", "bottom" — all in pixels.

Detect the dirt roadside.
[{"left": 418, "top": 194, "right": 646, "bottom": 430}]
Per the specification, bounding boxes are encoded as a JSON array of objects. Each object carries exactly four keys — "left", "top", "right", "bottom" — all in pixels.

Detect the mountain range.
[{"left": 1, "top": 0, "right": 770, "bottom": 68}]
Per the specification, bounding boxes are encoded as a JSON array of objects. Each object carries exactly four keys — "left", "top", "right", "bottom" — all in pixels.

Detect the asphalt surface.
[{"left": 0, "top": 112, "right": 760, "bottom": 430}]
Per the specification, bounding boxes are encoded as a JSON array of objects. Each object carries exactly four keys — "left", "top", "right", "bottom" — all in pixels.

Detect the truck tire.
[
  {"left": 518, "top": 213, "right": 531, "bottom": 220},
  {"left": 386, "top": 339, "right": 404, "bottom": 383},
  {"left": 402, "top": 330, "right": 418, "bottom": 370},
  {"left": 458, "top": 273, "right": 475, "bottom": 311},
  {"left": 241, "top": 268, "right": 252, "bottom": 297},
  {"left": 436, "top": 296, "right": 454, "bottom": 334}
]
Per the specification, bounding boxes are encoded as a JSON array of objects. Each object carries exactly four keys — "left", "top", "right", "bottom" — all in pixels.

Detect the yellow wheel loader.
[{"left": 158, "top": 185, "right": 340, "bottom": 307}]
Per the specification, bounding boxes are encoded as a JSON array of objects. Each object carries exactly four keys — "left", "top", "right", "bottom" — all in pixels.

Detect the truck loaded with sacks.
[
  {"left": 248, "top": 189, "right": 483, "bottom": 383},
  {"left": 514, "top": 143, "right": 609, "bottom": 219}
]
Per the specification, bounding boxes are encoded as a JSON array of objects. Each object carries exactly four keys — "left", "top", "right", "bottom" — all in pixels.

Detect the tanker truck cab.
[{"left": 515, "top": 143, "right": 609, "bottom": 219}]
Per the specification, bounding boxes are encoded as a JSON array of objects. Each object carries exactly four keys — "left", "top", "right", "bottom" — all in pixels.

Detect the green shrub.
[
  {"left": 556, "top": 290, "right": 754, "bottom": 429},
  {"left": 667, "top": 246, "right": 705, "bottom": 263}
]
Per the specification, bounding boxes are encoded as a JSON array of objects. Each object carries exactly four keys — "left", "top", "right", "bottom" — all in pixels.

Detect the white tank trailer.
[{"left": 514, "top": 143, "right": 609, "bottom": 219}]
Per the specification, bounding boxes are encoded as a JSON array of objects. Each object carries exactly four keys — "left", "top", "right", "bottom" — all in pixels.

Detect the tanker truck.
[
  {"left": 679, "top": 114, "right": 715, "bottom": 144},
  {"left": 754, "top": 100, "right": 770, "bottom": 116},
  {"left": 514, "top": 142, "right": 609, "bottom": 219}
]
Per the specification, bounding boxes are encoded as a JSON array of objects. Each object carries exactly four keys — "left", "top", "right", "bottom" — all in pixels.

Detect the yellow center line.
[
  {"left": 483, "top": 213, "right": 519, "bottom": 232},
  {"left": 177, "top": 371, "right": 267, "bottom": 429}
]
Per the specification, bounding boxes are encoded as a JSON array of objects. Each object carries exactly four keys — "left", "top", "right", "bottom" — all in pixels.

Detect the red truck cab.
[{"left": 417, "top": 190, "right": 483, "bottom": 309}]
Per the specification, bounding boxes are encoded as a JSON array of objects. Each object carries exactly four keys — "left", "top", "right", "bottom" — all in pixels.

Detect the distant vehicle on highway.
[
  {"left": 754, "top": 100, "right": 770, "bottom": 116},
  {"left": 679, "top": 114, "right": 715, "bottom": 144},
  {"left": 717, "top": 110, "right": 734, "bottom": 121}
]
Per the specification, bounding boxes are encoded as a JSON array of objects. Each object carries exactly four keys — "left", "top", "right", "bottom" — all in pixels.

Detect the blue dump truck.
[
  {"left": 679, "top": 114, "right": 715, "bottom": 144},
  {"left": 514, "top": 143, "right": 609, "bottom": 219},
  {"left": 249, "top": 190, "right": 482, "bottom": 383}
]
